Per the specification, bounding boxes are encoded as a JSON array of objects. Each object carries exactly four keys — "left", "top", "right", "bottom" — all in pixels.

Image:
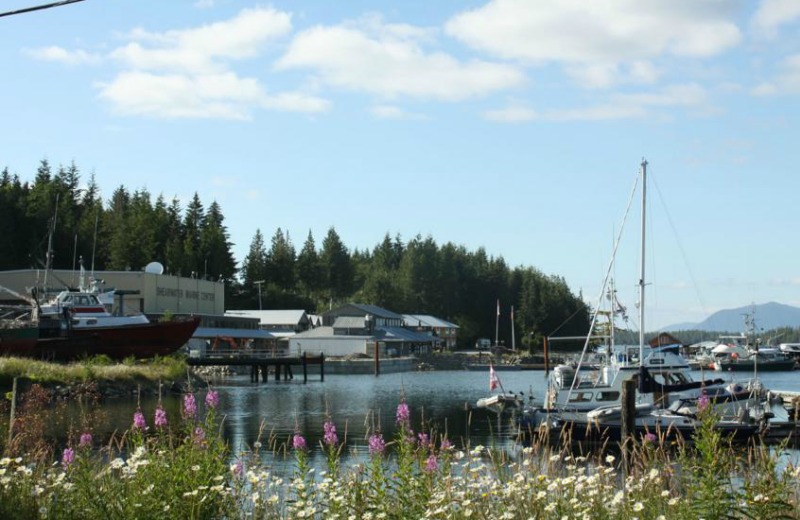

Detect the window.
[
  {"left": 569, "top": 392, "right": 593, "bottom": 403},
  {"left": 596, "top": 392, "right": 620, "bottom": 401}
]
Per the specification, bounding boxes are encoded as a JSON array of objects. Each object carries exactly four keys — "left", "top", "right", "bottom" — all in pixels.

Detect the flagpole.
[
  {"left": 511, "top": 306, "right": 516, "bottom": 351},
  {"left": 495, "top": 299, "right": 500, "bottom": 347}
]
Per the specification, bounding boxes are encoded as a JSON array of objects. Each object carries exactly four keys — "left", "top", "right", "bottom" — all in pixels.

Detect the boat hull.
[
  {"left": 465, "top": 364, "right": 522, "bottom": 371},
  {"left": 33, "top": 317, "right": 200, "bottom": 360},
  {"left": 0, "top": 325, "right": 39, "bottom": 356},
  {"left": 715, "top": 360, "right": 796, "bottom": 372}
]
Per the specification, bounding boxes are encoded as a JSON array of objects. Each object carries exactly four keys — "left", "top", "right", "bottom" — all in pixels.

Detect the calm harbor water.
[{"left": 52, "top": 368, "right": 800, "bottom": 466}]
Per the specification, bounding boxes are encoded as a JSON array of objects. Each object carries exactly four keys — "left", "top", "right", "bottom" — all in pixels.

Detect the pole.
[
  {"left": 621, "top": 378, "right": 637, "bottom": 443},
  {"left": 43, "top": 193, "right": 59, "bottom": 289},
  {"left": 638, "top": 158, "right": 648, "bottom": 388},
  {"left": 510, "top": 306, "right": 516, "bottom": 351},
  {"left": 320, "top": 353, "right": 325, "bottom": 382},
  {"left": 8, "top": 377, "right": 17, "bottom": 447},
  {"left": 302, "top": 352, "right": 308, "bottom": 384},
  {"left": 254, "top": 280, "right": 265, "bottom": 311},
  {"left": 90, "top": 210, "right": 98, "bottom": 277},
  {"left": 71, "top": 234, "right": 78, "bottom": 287},
  {"left": 543, "top": 336, "right": 550, "bottom": 375},
  {"left": 495, "top": 300, "right": 500, "bottom": 347},
  {"left": 374, "top": 342, "right": 380, "bottom": 377}
]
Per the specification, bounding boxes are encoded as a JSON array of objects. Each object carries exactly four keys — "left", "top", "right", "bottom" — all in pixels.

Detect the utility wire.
[{"left": 0, "top": 0, "right": 93, "bottom": 19}]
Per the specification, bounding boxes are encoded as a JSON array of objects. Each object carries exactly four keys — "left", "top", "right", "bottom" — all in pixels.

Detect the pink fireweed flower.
[
  {"left": 79, "top": 432, "right": 92, "bottom": 448},
  {"left": 62, "top": 447, "right": 75, "bottom": 469},
  {"left": 417, "top": 432, "right": 430, "bottom": 447},
  {"left": 205, "top": 390, "right": 219, "bottom": 409},
  {"left": 231, "top": 459, "right": 243, "bottom": 479},
  {"left": 132, "top": 410, "right": 147, "bottom": 431},
  {"left": 396, "top": 402, "right": 410, "bottom": 426},
  {"left": 368, "top": 434, "right": 386, "bottom": 456},
  {"left": 644, "top": 432, "right": 657, "bottom": 444},
  {"left": 424, "top": 454, "right": 438, "bottom": 473},
  {"left": 193, "top": 427, "right": 206, "bottom": 445},
  {"left": 323, "top": 420, "right": 338, "bottom": 446},
  {"left": 154, "top": 407, "right": 168, "bottom": 428},
  {"left": 441, "top": 438, "right": 453, "bottom": 450},
  {"left": 698, "top": 395, "right": 711, "bottom": 412},
  {"left": 292, "top": 433, "right": 308, "bottom": 451},
  {"left": 184, "top": 394, "right": 197, "bottom": 418}
]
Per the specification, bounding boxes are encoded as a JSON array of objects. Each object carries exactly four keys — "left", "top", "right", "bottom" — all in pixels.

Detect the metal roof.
[
  {"left": 376, "top": 327, "right": 443, "bottom": 343},
  {"left": 403, "top": 314, "right": 460, "bottom": 329},
  {"left": 333, "top": 316, "right": 366, "bottom": 329},
  {"left": 192, "top": 327, "right": 274, "bottom": 340},
  {"left": 291, "top": 326, "right": 372, "bottom": 339},
  {"left": 322, "top": 303, "right": 402, "bottom": 320},
  {"left": 225, "top": 310, "right": 308, "bottom": 326}
]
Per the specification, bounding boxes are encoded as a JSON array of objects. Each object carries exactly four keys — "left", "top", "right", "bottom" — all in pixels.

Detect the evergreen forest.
[{"left": 0, "top": 160, "right": 591, "bottom": 349}]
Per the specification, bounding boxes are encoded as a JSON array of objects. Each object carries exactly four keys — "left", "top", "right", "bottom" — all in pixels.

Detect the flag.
[
  {"left": 489, "top": 363, "right": 499, "bottom": 391},
  {"left": 496, "top": 299, "right": 500, "bottom": 316}
]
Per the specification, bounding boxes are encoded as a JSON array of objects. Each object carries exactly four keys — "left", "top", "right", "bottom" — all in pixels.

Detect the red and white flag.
[{"left": 489, "top": 363, "right": 499, "bottom": 391}]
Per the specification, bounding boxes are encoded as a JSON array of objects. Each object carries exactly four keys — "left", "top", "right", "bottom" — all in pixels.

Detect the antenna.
[
  {"left": 254, "top": 280, "right": 265, "bottom": 311},
  {"left": 90, "top": 210, "right": 99, "bottom": 277}
]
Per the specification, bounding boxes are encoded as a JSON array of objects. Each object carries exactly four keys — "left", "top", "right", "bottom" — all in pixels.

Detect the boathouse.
[
  {"left": 402, "top": 314, "right": 459, "bottom": 350},
  {"left": 289, "top": 303, "right": 441, "bottom": 357}
]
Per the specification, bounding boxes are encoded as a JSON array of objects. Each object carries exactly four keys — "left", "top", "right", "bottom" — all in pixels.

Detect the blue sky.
[{"left": 1, "top": 0, "right": 799, "bottom": 329}]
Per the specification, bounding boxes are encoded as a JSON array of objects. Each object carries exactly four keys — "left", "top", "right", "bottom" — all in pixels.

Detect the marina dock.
[{"left": 187, "top": 350, "right": 325, "bottom": 383}]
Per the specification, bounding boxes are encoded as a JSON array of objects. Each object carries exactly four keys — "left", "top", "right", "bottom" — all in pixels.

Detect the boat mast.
[
  {"left": 495, "top": 299, "right": 500, "bottom": 347},
  {"left": 511, "top": 306, "right": 516, "bottom": 351},
  {"left": 43, "top": 193, "right": 60, "bottom": 290},
  {"left": 638, "top": 159, "right": 647, "bottom": 373}
]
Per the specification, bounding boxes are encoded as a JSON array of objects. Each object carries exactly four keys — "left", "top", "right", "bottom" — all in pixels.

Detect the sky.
[{"left": 1, "top": 0, "right": 799, "bottom": 330}]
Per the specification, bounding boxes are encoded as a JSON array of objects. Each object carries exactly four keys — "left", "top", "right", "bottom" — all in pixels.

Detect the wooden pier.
[{"left": 187, "top": 350, "right": 325, "bottom": 383}]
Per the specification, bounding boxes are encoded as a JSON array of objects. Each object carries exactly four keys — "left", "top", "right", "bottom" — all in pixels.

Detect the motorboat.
[{"left": 779, "top": 343, "right": 800, "bottom": 360}]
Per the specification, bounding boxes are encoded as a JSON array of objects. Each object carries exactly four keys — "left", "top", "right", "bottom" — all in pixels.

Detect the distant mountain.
[{"left": 662, "top": 302, "right": 800, "bottom": 332}]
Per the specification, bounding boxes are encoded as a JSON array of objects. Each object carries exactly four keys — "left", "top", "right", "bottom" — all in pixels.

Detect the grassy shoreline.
[{"left": 0, "top": 356, "right": 189, "bottom": 389}]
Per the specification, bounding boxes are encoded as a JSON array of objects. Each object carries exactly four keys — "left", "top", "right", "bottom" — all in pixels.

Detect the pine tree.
[
  {"left": 320, "top": 227, "right": 353, "bottom": 302},
  {"left": 200, "top": 201, "right": 237, "bottom": 280},
  {"left": 164, "top": 197, "right": 184, "bottom": 275},
  {"left": 182, "top": 193, "right": 205, "bottom": 276},
  {"left": 241, "top": 229, "right": 268, "bottom": 287},
  {"left": 297, "top": 230, "right": 322, "bottom": 297},
  {"left": 266, "top": 228, "right": 296, "bottom": 291}
]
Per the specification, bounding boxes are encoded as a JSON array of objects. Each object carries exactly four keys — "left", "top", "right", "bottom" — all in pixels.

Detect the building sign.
[{"left": 156, "top": 287, "right": 215, "bottom": 301}]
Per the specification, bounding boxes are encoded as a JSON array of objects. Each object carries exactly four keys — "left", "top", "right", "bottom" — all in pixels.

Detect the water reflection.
[{"left": 56, "top": 369, "right": 800, "bottom": 465}]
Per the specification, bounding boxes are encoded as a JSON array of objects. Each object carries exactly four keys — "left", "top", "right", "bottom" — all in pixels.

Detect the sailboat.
[{"left": 518, "top": 160, "right": 786, "bottom": 442}]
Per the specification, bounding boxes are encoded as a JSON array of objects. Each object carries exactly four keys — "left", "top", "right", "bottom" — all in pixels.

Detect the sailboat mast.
[
  {"left": 638, "top": 159, "right": 648, "bottom": 364},
  {"left": 495, "top": 299, "right": 500, "bottom": 347},
  {"left": 511, "top": 306, "right": 516, "bottom": 351},
  {"left": 43, "top": 193, "right": 60, "bottom": 289}
]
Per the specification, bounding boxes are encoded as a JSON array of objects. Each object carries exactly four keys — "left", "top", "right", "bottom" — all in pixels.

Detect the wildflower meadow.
[{"left": 1, "top": 383, "right": 800, "bottom": 519}]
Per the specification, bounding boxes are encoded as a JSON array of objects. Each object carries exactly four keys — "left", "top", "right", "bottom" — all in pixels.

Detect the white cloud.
[
  {"left": 24, "top": 46, "right": 101, "bottom": 65},
  {"left": 750, "top": 54, "right": 800, "bottom": 95},
  {"left": 114, "top": 7, "right": 292, "bottom": 74},
  {"left": 565, "top": 61, "right": 661, "bottom": 89},
  {"left": 752, "top": 0, "right": 800, "bottom": 37},
  {"left": 370, "top": 104, "right": 426, "bottom": 120},
  {"left": 752, "top": 82, "right": 778, "bottom": 96},
  {"left": 98, "top": 71, "right": 328, "bottom": 120},
  {"left": 276, "top": 17, "right": 525, "bottom": 101},
  {"left": 90, "top": 7, "right": 330, "bottom": 120},
  {"left": 483, "top": 104, "right": 538, "bottom": 122},
  {"left": 615, "top": 83, "right": 707, "bottom": 107},
  {"left": 446, "top": 0, "right": 740, "bottom": 88},
  {"left": 484, "top": 83, "right": 706, "bottom": 123}
]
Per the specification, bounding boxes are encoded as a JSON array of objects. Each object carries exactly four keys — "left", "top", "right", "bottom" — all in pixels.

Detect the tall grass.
[
  {"left": 0, "top": 356, "right": 186, "bottom": 385},
  {"left": 1, "top": 387, "right": 800, "bottom": 519}
]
